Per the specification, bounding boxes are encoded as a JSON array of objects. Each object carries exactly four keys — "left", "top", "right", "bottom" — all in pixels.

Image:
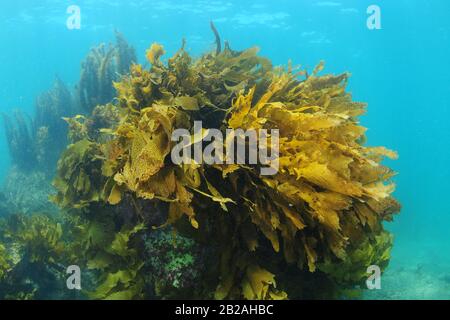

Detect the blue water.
[{"left": 1, "top": 0, "right": 449, "bottom": 299}]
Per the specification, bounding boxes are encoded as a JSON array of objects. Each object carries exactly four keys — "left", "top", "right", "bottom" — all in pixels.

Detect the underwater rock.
[
  {"left": 64, "top": 104, "right": 122, "bottom": 144},
  {"left": 52, "top": 139, "right": 105, "bottom": 210}
]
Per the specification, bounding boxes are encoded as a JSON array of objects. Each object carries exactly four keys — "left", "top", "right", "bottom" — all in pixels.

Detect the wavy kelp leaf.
[
  {"left": 52, "top": 139, "right": 105, "bottom": 209},
  {"left": 146, "top": 43, "right": 166, "bottom": 66},
  {"left": 89, "top": 268, "right": 143, "bottom": 300},
  {"left": 113, "top": 106, "right": 175, "bottom": 193},
  {"left": 79, "top": 218, "right": 116, "bottom": 253},
  {"left": 174, "top": 96, "right": 199, "bottom": 111},
  {"left": 318, "top": 231, "right": 393, "bottom": 287},
  {"left": 64, "top": 115, "right": 90, "bottom": 143},
  {"left": 107, "top": 183, "right": 122, "bottom": 205},
  {"left": 213, "top": 66, "right": 400, "bottom": 284},
  {"left": 109, "top": 224, "right": 145, "bottom": 258},
  {"left": 242, "top": 265, "right": 276, "bottom": 300}
]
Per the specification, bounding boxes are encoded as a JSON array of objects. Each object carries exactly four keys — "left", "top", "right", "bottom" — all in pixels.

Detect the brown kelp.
[
  {"left": 77, "top": 31, "right": 136, "bottom": 113},
  {"left": 0, "top": 26, "right": 400, "bottom": 300}
]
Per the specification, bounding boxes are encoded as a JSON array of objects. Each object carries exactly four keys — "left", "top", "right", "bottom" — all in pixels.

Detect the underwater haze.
[{"left": 0, "top": 0, "right": 449, "bottom": 300}]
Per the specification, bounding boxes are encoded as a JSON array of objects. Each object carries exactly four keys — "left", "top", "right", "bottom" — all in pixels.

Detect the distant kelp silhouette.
[
  {"left": 0, "top": 24, "right": 400, "bottom": 300},
  {"left": 77, "top": 30, "right": 136, "bottom": 114},
  {"left": 2, "top": 110, "right": 35, "bottom": 171},
  {"left": 34, "top": 78, "right": 75, "bottom": 172},
  {"left": 1, "top": 32, "right": 136, "bottom": 218},
  {"left": 2, "top": 31, "right": 136, "bottom": 176},
  {"left": 2, "top": 78, "right": 76, "bottom": 175},
  {"left": 1, "top": 79, "right": 76, "bottom": 215}
]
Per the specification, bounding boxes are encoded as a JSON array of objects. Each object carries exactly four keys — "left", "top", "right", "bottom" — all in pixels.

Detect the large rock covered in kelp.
[{"left": 52, "top": 28, "right": 401, "bottom": 299}]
